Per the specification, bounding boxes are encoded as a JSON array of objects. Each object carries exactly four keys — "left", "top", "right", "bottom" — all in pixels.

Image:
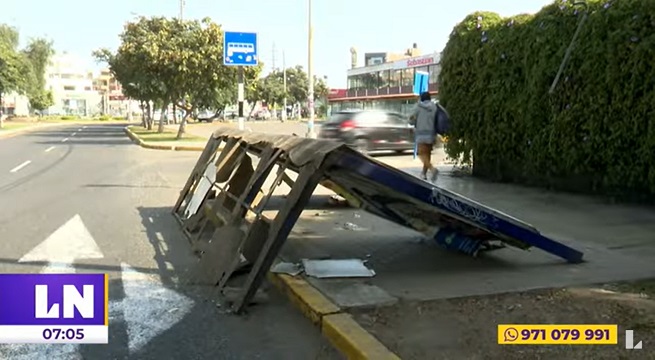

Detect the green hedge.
[{"left": 440, "top": 0, "right": 655, "bottom": 201}]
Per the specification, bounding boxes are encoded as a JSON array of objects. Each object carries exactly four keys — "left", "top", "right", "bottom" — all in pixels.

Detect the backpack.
[{"left": 434, "top": 103, "right": 451, "bottom": 135}]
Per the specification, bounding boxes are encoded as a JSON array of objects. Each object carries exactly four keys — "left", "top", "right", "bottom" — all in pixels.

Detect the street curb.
[
  {"left": 124, "top": 126, "right": 205, "bottom": 152},
  {"left": 267, "top": 272, "right": 401, "bottom": 360}
]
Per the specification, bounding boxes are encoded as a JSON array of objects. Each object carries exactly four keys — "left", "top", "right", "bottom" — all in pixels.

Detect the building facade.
[
  {"left": 329, "top": 49, "right": 441, "bottom": 116},
  {"left": 0, "top": 92, "right": 30, "bottom": 116},
  {"left": 45, "top": 52, "right": 101, "bottom": 116},
  {"left": 94, "top": 69, "right": 134, "bottom": 116}
]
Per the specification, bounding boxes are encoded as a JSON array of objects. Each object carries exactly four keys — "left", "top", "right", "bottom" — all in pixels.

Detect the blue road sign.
[{"left": 223, "top": 31, "right": 258, "bottom": 66}]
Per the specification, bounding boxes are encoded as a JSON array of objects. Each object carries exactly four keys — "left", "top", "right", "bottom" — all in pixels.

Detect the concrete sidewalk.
[{"left": 275, "top": 159, "right": 655, "bottom": 359}]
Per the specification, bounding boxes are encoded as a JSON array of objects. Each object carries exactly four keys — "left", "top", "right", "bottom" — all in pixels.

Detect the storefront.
[{"left": 329, "top": 52, "right": 441, "bottom": 116}]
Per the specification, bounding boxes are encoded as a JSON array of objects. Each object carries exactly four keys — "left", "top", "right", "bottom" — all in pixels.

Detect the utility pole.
[
  {"left": 282, "top": 51, "right": 287, "bottom": 122},
  {"left": 272, "top": 42, "right": 277, "bottom": 72},
  {"left": 306, "top": 0, "right": 316, "bottom": 138}
]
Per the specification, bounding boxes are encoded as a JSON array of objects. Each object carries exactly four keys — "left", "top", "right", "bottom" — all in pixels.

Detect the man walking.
[{"left": 409, "top": 92, "right": 438, "bottom": 182}]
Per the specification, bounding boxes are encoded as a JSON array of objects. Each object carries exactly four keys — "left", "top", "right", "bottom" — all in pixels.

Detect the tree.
[
  {"left": 0, "top": 24, "right": 27, "bottom": 127},
  {"left": 0, "top": 25, "right": 55, "bottom": 120},
  {"left": 22, "top": 38, "right": 55, "bottom": 112},
  {"left": 254, "top": 66, "right": 329, "bottom": 117},
  {"left": 94, "top": 16, "right": 261, "bottom": 137}
]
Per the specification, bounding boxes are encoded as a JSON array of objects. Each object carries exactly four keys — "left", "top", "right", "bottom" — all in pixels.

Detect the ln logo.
[
  {"left": 35, "top": 284, "right": 95, "bottom": 319},
  {"left": 625, "top": 330, "right": 643, "bottom": 350}
]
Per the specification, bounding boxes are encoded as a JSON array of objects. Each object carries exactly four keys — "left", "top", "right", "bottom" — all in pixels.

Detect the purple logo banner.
[{"left": 0, "top": 274, "right": 107, "bottom": 326}]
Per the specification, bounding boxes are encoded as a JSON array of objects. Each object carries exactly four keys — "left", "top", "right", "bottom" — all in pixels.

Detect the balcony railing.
[{"left": 345, "top": 83, "right": 438, "bottom": 99}]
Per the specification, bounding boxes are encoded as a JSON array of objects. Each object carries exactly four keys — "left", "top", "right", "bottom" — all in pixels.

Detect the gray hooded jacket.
[{"left": 409, "top": 100, "right": 437, "bottom": 144}]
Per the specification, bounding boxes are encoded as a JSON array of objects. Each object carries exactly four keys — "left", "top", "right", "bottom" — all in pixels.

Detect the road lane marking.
[
  {"left": 9, "top": 214, "right": 104, "bottom": 358},
  {"left": 19, "top": 214, "right": 104, "bottom": 264},
  {"left": 78, "top": 128, "right": 83, "bottom": 131},
  {"left": 114, "top": 263, "right": 194, "bottom": 353},
  {"left": 45, "top": 146, "right": 55, "bottom": 153},
  {"left": 82, "top": 126, "right": 87, "bottom": 129},
  {"left": 9, "top": 161, "right": 31, "bottom": 173},
  {"left": 71, "top": 132, "right": 77, "bottom": 136},
  {"left": 62, "top": 138, "right": 69, "bottom": 142}
]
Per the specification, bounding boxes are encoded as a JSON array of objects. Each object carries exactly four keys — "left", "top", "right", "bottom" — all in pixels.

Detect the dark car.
[{"left": 318, "top": 110, "right": 414, "bottom": 153}]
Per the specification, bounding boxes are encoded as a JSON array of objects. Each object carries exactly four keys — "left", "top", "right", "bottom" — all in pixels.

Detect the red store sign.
[{"left": 393, "top": 55, "right": 437, "bottom": 70}]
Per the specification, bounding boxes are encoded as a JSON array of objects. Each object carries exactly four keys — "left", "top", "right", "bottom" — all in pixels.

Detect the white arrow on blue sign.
[{"left": 223, "top": 31, "right": 259, "bottom": 66}]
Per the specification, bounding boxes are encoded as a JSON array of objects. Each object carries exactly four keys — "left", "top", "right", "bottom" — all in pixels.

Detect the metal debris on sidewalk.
[
  {"left": 340, "top": 222, "right": 366, "bottom": 231},
  {"left": 270, "top": 262, "right": 303, "bottom": 276},
  {"left": 302, "top": 259, "right": 376, "bottom": 279}
]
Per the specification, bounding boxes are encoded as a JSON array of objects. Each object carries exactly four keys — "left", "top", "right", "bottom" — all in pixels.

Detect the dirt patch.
[{"left": 350, "top": 279, "right": 655, "bottom": 360}]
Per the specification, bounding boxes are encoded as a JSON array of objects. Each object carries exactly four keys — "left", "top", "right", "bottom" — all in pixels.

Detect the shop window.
[
  {"left": 428, "top": 65, "right": 440, "bottom": 84},
  {"left": 401, "top": 68, "right": 414, "bottom": 87},
  {"left": 361, "top": 73, "right": 378, "bottom": 89},
  {"left": 389, "top": 69, "right": 401, "bottom": 87},
  {"left": 378, "top": 70, "right": 390, "bottom": 89}
]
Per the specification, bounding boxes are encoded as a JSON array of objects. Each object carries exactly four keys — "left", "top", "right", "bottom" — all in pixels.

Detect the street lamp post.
[{"left": 306, "top": 0, "right": 316, "bottom": 138}]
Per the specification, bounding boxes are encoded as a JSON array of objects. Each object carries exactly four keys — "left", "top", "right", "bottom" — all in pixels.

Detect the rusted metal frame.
[
  {"left": 233, "top": 146, "right": 283, "bottom": 216},
  {"left": 214, "top": 138, "right": 247, "bottom": 180},
  {"left": 174, "top": 137, "right": 236, "bottom": 224},
  {"left": 173, "top": 137, "right": 223, "bottom": 213},
  {"left": 175, "top": 136, "right": 240, "bottom": 242},
  {"left": 212, "top": 148, "right": 286, "bottom": 287},
  {"left": 239, "top": 149, "right": 287, "bottom": 214},
  {"left": 232, "top": 158, "right": 329, "bottom": 313},
  {"left": 254, "top": 157, "right": 291, "bottom": 214},
  {"left": 211, "top": 148, "right": 280, "bottom": 290},
  {"left": 211, "top": 181, "right": 264, "bottom": 217}
]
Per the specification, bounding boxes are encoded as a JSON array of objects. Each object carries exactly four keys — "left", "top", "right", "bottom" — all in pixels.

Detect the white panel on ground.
[{"left": 110, "top": 263, "right": 194, "bottom": 354}]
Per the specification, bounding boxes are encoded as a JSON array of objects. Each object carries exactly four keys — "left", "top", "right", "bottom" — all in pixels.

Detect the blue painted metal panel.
[
  {"left": 326, "top": 149, "right": 584, "bottom": 263},
  {"left": 413, "top": 71, "right": 429, "bottom": 95},
  {"left": 223, "top": 31, "right": 258, "bottom": 66}
]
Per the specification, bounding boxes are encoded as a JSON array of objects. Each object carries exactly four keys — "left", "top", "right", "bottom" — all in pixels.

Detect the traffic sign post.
[{"left": 223, "top": 31, "right": 259, "bottom": 131}]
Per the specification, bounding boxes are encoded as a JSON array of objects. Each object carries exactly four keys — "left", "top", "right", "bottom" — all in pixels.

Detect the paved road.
[{"left": 0, "top": 124, "right": 340, "bottom": 360}]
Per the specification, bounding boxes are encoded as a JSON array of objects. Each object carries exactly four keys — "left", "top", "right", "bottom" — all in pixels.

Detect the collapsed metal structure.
[{"left": 172, "top": 128, "right": 584, "bottom": 314}]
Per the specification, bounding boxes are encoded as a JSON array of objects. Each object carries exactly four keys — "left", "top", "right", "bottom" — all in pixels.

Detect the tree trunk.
[
  {"left": 247, "top": 103, "right": 256, "bottom": 121},
  {"left": 176, "top": 111, "right": 190, "bottom": 140},
  {"left": 146, "top": 102, "right": 153, "bottom": 130},
  {"left": 157, "top": 104, "right": 167, "bottom": 133},
  {"left": 140, "top": 101, "right": 147, "bottom": 128},
  {"left": 172, "top": 104, "right": 178, "bottom": 124}
]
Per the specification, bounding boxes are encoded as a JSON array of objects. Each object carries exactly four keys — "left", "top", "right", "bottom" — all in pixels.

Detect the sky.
[{"left": 0, "top": 0, "right": 554, "bottom": 88}]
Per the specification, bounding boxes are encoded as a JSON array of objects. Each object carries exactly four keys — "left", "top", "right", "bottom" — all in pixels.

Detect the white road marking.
[
  {"left": 78, "top": 128, "right": 83, "bottom": 131},
  {"left": 61, "top": 138, "right": 69, "bottom": 143},
  {"left": 19, "top": 214, "right": 104, "bottom": 263},
  {"left": 7, "top": 214, "right": 193, "bottom": 356},
  {"left": 9, "top": 161, "right": 31, "bottom": 173},
  {"left": 110, "top": 263, "right": 194, "bottom": 353},
  {"left": 4, "top": 215, "right": 105, "bottom": 359},
  {"left": 44, "top": 146, "right": 56, "bottom": 153},
  {"left": 82, "top": 126, "right": 87, "bottom": 129},
  {"left": 71, "top": 132, "right": 77, "bottom": 137}
]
